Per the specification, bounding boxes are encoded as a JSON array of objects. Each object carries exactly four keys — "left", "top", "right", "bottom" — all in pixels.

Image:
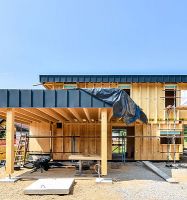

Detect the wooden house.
[{"left": 0, "top": 75, "right": 187, "bottom": 177}]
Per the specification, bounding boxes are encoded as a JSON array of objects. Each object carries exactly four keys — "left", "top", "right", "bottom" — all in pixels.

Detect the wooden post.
[
  {"left": 101, "top": 108, "right": 107, "bottom": 176},
  {"left": 6, "top": 108, "right": 15, "bottom": 176}
]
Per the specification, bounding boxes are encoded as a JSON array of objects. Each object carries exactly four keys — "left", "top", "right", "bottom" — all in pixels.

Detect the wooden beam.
[
  {"left": 6, "top": 109, "right": 15, "bottom": 176},
  {"left": 176, "top": 106, "right": 187, "bottom": 110},
  {"left": 154, "top": 84, "right": 158, "bottom": 123},
  {"left": 38, "top": 108, "right": 65, "bottom": 122},
  {"left": 15, "top": 108, "right": 49, "bottom": 123},
  {"left": 52, "top": 108, "right": 73, "bottom": 122},
  {"left": 108, "top": 109, "right": 113, "bottom": 122},
  {"left": 83, "top": 108, "right": 91, "bottom": 122},
  {"left": 23, "top": 108, "right": 58, "bottom": 123},
  {"left": 43, "top": 83, "right": 54, "bottom": 90},
  {"left": 15, "top": 111, "right": 41, "bottom": 123},
  {"left": 98, "top": 108, "right": 101, "bottom": 121},
  {"left": 0, "top": 108, "right": 7, "bottom": 112},
  {"left": 146, "top": 83, "right": 150, "bottom": 120},
  {"left": 0, "top": 112, "right": 31, "bottom": 125},
  {"left": 68, "top": 108, "right": 83, "bottom": 122},
  {"left": 101, "top": 108, "right": 107, "bottom": 176}
]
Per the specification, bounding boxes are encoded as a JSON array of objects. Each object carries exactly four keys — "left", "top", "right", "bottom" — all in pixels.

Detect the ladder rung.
[
  {"left": 16, "top": 133, "right": 29, "bottom": 164},
  {"left": 17, "top": 146, "right": 25, "bottom": 148}
]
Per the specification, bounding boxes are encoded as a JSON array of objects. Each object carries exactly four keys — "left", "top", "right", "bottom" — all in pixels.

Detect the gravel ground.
[{"left": 0, "top": 162, "right": 186, "bottom": 200}]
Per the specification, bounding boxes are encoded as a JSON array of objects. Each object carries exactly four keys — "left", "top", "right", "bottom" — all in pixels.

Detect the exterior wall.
[
  {"left": 135, "top": 124, "right": 183, "bottom": 160},
  {"left": 29, "top": 122, "right": 112, "bottom": 160},
  {"left": 44, "top": 82, "right": 187, "bottom": 123},
  {"left": 29, "top": 121, "right": 183, "bottom": 161},
  {"left": 29, "top": 121, "right": 51, "bottom": 153},
  {"left": 52, "top": 122, "right": 112, "bottom": 160},
  {"left": 28, "top": 82, "right": 187, "bottom": 161}
]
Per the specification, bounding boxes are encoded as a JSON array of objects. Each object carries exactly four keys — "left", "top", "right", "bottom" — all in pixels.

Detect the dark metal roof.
[
  {"left": 0, "top": 89, "right": 111, "bottom": 108},
  {"left": 40, "top": 75, "right": 187, "bottom": 83}
]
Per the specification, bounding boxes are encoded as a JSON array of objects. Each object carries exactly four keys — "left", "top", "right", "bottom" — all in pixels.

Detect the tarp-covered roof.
[{"left": 82, "top": 88, "right": 147, "bottom": 124}]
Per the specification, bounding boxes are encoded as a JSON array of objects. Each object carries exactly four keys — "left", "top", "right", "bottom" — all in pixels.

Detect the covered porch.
[{"left": 0, "top": 88, "right": 146, "bottom": 178}]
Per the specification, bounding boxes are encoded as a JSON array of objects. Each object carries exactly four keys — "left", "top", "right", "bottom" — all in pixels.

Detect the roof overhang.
[
  {"left": 39, "top": 75, "right": 187, "bottom": 83},
  {"left": 0, "top": 89, "right": 111, "bottom": 108}
]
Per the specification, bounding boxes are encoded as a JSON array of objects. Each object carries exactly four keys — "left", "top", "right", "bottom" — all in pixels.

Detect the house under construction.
[{"left": 0, "top": 75, "right": 187, "bottom": 177}]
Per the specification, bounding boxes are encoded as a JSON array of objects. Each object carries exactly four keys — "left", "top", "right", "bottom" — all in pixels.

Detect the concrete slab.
[
  {"left": 24, "top": 178, "right": 75, "bottom": 195},
  {"left": 96, "top": 178, "right": 113, "bottom": 183},
  {"left": 0, "top": 176, "right": 20, "bottom": 183}
]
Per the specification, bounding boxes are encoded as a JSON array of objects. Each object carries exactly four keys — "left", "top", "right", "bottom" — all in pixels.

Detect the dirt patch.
[{"left": 0, "top": 162, "right": 186, "bottom": 200}]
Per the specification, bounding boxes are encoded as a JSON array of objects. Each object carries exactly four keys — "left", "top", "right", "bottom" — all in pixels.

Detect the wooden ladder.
[{"left": 14, "top": 132, "right": 29, "bottom": 167}]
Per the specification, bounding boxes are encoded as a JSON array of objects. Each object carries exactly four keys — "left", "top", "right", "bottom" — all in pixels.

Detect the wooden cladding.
[{"left": 52, "top": 122, "right": 112, "bottom": 160}]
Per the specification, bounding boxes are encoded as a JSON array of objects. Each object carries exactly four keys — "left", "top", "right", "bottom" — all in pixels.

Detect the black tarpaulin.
[{"left": 81, "top": 88, "right": 148, "bottom": 124}]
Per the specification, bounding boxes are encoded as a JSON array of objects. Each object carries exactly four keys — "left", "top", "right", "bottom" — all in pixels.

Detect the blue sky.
[{"left": 0, "top": 0, "right": 187, "bottom": 88}]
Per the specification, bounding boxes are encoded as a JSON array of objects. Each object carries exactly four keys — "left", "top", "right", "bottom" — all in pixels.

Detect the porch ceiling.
[{"left": 0, "top": 108, "right": 113, "bottom": 125}]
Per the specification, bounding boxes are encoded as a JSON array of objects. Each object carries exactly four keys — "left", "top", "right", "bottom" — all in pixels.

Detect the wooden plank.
[
  {"left": 0, "top": 112, "right": 30, "bottom": 125},
  {"left": 154, "top": 84, "right": 158, "bottom": 123},
  {"left": 16, "top": 109, "right": 49, "bottom": 123},
  {"left": 108, "top": 109, "right": 113, "bottom": 122},
  {"left": 6, "top": 109, "right": 15, "bottom": 176},
  {"left": 83, "top": 108, "right": 91, "bottom": 122},
  {"left": 101, "top": 109, "right": 107, "bottom": 176},
  {"left": 146, "top": 84, "right": 150, "bottom": 120},
  {"left": 38, "top": 108, "right": 65, "bottom": 122},
  {"left": 142, "top": 124, "right": 148, "bottom": 160},
  {"left": 96, "top": 123, "right": 101, "bottom": 155},
  {"left": 68, "top": 154, "right": 101, "bottom": 160},
  {"left": 14, "top": 109, "right": 41, "bottom": 123},
  {"left": 29, "top": 122, "right": 51, "bottom": 153},
  {"left": 24, "top": 108, "right": 58, "bottom": 123},
  {"left": 68, "top": 108, "right": 83, "bottom": 122},
  {"left": 134, "top": 124, "right": 143, "bottom": 160},
  {"left": 52, "top": 108, "right": 73, "bottom": 122},
  {"left": 107, "top": 124, "right": 112, "bottom": 160},
  {"left": 98, "top": 108, "right": 101, "bottom": 121},
  {"left": 139, "top": 84, "right": 142, "bottom": 106},
  {"left": 142, "top": 161, "right": 178, "bottom": 183}
]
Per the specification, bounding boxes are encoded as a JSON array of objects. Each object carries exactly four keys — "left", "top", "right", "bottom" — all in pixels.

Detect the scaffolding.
[{"left": 162, "top": 88, "right": 187, "bottom": 167}]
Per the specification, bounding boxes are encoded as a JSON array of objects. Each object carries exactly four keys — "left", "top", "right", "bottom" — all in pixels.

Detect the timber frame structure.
[{"left": 1, "top": 75, "right": 187, "bottom": 177}]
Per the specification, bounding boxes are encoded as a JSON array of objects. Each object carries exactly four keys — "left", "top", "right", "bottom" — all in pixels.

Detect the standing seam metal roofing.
[
  {"left": 0, "top": 89, "right": 111, "bottom": 108},
  {"left": 39, "top": 75, "right": 187, "bottom": 83}
]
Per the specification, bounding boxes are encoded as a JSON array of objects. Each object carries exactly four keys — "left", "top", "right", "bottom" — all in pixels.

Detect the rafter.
[
  {"left": 98, "top": 108, "right": 101, "bottom": 121},
  {"left": 108, "top": 109, "right": 113, "bottom": 122},
  {"left": 0, "top": 113, "right": 31, "bottom": 125},
  {"left": 15, "top": 111, "right": 41, "bottom": 123},
  {"left": 0, "top": 110, "right": 34, "bottom": 124},
  {"left": 38, "top": 108, "right": 65, "bottom": 122},
  {"left": 15, "top": 108, "right": 49, "bottom": 123},
  {"left": 52, "top": 108, "right": 73, "bottom": 122},
  {"left": 83, "top": 108, "right": 91, "bottom": 122},
  {"left": 22, "top": 108, "right": 58, "bottom": 123},
  {"left": 68, "top": 108, "right": 83, "bottom": 122}
]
